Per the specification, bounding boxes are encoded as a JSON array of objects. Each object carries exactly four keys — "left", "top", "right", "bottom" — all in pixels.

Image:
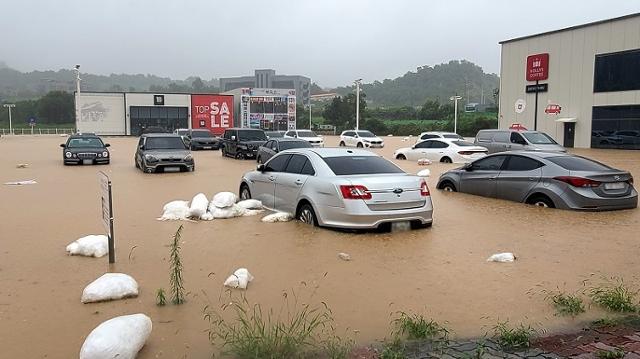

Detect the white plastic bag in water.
[
  {"left": 211, "top": 204, "right": 245, "bottom": 219},
  {"left": 81, "top": 273, "right": 139, "bottom": 303},
  {"left": 200, "top": 212, "right": 214, "bottom": 221},
  {"left": 189, "top": 193, "right": 209, "bottom": 218},
  {"left": 417, "top": 169, "right": 431, "bottom": 177},
  {"left": 236, "top": 199, "right": 263, "bottom": 210},
  {"left": 79, "top": 313, "right": 152, "bottom": 359},
  {"left": 261, "top": 212, "right": 293, "bottom": 223},
  {"left": 66, "top": 235, "right": 109, "bottom": 258},
  {"left": 157, "top": 200, "right": 190, "bottom": 221},
  {"left": 487, "top": 252, "right": 516, "bottom": 262},
  {"left": 242, "top": 209, "right": 264, "bottom": 217},
  {"left": 224, "top": 268, "right": 254, "bottom": 289},
  {"left": 417, "top": 158, "right": 432, "bottom": 166},
  {"left": 211, "top": 192, "right": 238, "bottom": 209}
]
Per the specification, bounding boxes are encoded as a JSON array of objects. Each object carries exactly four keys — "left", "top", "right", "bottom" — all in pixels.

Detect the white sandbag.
[
  {"left": 16, "top": 163, "right": 29, "bottom": 168},
  {"left": 261, "top": 212, "right": 293, "bottom": 223},
  {"left": 211, "top": 192, "right": 238, "bottom": 209},
  {"left": 200, "top": 212, "right": 214, "bottom": 221},
  {"left": 189, "top": 193, "right": 209, "bottom": 218},
  {"left": 79, "top": 313, "right": 152, "bottom": 359},
  {"left": 66, "top": 235, "right": 109, "bottom": 258},
  {"left": 417, "top": 169, "right": 431, "bottom": 177},
  {"left": 4, "top": 179, "right": 37, "bottom": 185},
  {"left": 224, "top": 268, "right": 254, "bottom": 289},
  {"left": 211, "top": 204, "right": 245, "bottom": 219},
  {"left": 157, "top": 200, "right": 190, "bottom": 221},
  {"left": 242, "top": 209, "right": 264, "bottom": 217},
  {"left": 236, "top": 199, "right": 263, "bottom": 210},
  {"left": 417, "top": 158, "right": 432, "bottom": 166},
  {"left": 338, "top": 252, "right": 352, "bottom": 261},
  {"left": 402, "top": 137, "right": 409, "bottom": 142},
  {"left": 487, "top": 252, "right": 516, "bottom": 262},
  {"left": 81, "top": 273, "right": 139, "bottom": 303}
]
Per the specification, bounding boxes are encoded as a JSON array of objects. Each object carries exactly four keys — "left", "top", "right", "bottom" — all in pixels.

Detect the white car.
[
  {"left": 284, "top": 130, "right": 324, "bottom": 147},
  {"left": 416, "top": 131, "right": 464, "bottom": 143},
  {"left": 394, "top": 138, "right": 488, "bottom": 163},
  {"left": 339, "top": 130, "right": 384, "bottom": 148}
]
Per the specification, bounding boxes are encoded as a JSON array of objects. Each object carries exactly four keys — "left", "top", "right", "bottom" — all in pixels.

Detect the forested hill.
[{"left": 334, "top": 60, "right": 499, "bottom": 107}]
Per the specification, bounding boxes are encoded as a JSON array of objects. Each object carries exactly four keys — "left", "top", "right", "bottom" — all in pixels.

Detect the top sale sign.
[
  {"left": 526, "top": 53, "right": 549, "bottom": 81},
  {"left": 191, "top": 94, "right": 234, "bottom": 135}
]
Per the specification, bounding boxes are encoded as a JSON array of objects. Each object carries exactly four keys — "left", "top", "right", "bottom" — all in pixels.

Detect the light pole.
[
  {"left": 73, "top": 64, "right": 81, "bottom": 132},
  {"left": 450, "top": 95, "right": 462, "bottom": 134},
  {"left": 308, "top": 78, "right": 312, "bottom": 130},
  {"left": 354, "top": 78, "right": 362, "bottom": 130},
  {"left": 3, "top": 104, "right": 16, "bottom": 134}
]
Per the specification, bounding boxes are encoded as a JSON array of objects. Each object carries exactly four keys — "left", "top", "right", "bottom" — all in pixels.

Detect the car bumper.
[
  {"left": 315, "top": 200, "right": 433, "bottom": 229},
  {"left": 364, "top": 143, "right": 384, "bottom": 148},
  {"left": 557, "top": 187, "right": 638, "bottom": 211},
  {"left": 145, "top": 161, "right": 194, "bottom": 171},
  {"left": 310, "top": 143, "right": 324, "bottom": 147},
  {"left": 64, "top": 158, "right": 110, "bottom": 165}
]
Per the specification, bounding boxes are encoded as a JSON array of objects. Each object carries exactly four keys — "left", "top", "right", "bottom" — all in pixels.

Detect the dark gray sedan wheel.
[
  {"left": 527, "top": 195, "right": 555, "bottom": 208},
  {"left": 240, "top": 185, "right": 251, "bottom": 200},
  {"left": 298, "top": 203, "right": 318, "bottom": 226},
  {"left": 441, "top": 182, "right": 456, "bottom": 192}
]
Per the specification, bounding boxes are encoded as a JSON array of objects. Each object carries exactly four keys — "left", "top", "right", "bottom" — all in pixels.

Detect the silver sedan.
[
  {"left": 239, "top": 148, "right": 433, "bottom": 230},
  {"left": 436, "top": 151, "right": 637, "bottom": 211}
]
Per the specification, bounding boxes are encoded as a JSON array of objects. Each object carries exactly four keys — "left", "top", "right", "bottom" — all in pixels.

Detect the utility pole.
[
  {"left": 354, "top": 78, "right": 362, "bottom": 130},
  {"left": 3, "top": 104, "right": 16, "bottom": 134},
  {"left": 73, "top": 65, "right": 81, "bottom": 133},
  {"left": 450, "top": 95, "right": 462, "bottom": 134},
  {"left": 308, "top": 79, "right": 312, "bottom": 130}
]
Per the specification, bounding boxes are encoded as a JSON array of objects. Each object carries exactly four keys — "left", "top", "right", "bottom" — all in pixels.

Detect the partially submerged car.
[
  {"left": 61, "top": 134, "right": 111, "bottom": 165},
  {"left": 437, "top": 151, "right": 637, "bottom": 211},
  {"left": 394, "top": 138, "right": 487, "bottom": 163},
  {"left": 284, "top": 129, "right": 324, "bottom": 147},
  {"left": 256, "top": 138, "right": 313, "bottom": 164},
  {"left": 475, "top": 129, "right": 565, "bottom": 153},
  {"left": 185, "top": 129, "right": 219, "bottom": 150},
  {"left": 220, "top": 128, "right": 268, "bottom": 160},
  {"left": 239, "top": 148, "right": 433, "bottom": 230},
  {"left": 134, "top": 133, "right": 194, "bottom": 173},
  {"left": 339, "top": 130, "right": 384, "bottom": 148}
]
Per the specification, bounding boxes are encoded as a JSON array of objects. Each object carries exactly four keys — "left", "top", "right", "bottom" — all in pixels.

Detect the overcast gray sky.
[{"left": 1, "top": 1, "right": 638, "bottom": 87}]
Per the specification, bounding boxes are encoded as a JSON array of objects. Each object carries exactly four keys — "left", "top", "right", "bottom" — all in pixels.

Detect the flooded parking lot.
[{"left": 0, "top": 135, "right": 638, "bottom": 358}]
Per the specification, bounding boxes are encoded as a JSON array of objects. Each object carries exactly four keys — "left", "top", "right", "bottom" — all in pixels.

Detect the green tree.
[
  {"left": 418, "top": 100, "right": 441, "bottom": 120},
  {"left": 36, "top": 91, "right": 74, "bottom": 124},
  {"left": 296, "top": 104, "right": 310, "bottom": 129},
  {"left": 322, "top": 93, "right": 366, "bottom": 131},
  {"left": 362, "top": 118, "right": 389, "bottom": 134}
]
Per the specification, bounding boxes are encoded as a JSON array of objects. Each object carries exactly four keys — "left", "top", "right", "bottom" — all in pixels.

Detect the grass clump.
[
  {"left": 392, "top": 312, "right": 449, "bottom": 342},
  {"left": 380, "top": 338, "right": 407, "bottom": 359},
  {"left": 156, "top": 288, "right": 166, "bottom": 306},
  {"left": 204, "top": 294, "right": 337, "bottom": 359},
  {"left": 493, "top": 321, "right": 535, "bottom": 351},
  {"left": 589, "top": 278, "right": 638, "bottom": 313},
  {"left": 322, "top": 334, "right": 354, "bottom": 359},
  {"left": 545, "top": 290, "right": 586, "bottom": 316},
  {"left": 596, "top": 349, "right": 625, "bottom": 359},
  {"left": 169, "top": 225, "right": 185, "bottom": 305}
]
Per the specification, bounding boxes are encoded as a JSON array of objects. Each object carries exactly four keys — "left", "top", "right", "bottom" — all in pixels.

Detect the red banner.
[
  {"left": 526, "top": 53, "right": 549, "bottom": 81},
  {"left": 191, "top": 94, "right": 234, "bottom": 135}
]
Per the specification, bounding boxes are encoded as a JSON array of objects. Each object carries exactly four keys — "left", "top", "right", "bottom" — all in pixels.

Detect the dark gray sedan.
[
  {"left": 436, "top": 151, "right": 637, "bottom": 211},
  {"left": 256, "top": 138, "right": 312, "bottom": 164},
  {"left": 61, "top": 134, "right": 111, "bottom": 165}
]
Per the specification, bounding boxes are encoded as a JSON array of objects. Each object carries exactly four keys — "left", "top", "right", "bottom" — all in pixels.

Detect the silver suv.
[
  {"left": 475, "top": 129, "right": 565, "bottom": 154},
  {"left": 134, "top": 133, "right": 194, "bottom": 173}
]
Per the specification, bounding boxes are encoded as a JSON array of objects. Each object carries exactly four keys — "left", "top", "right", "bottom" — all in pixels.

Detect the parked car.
[
  {"left": 436, "top": 151, "right": 637, "bottom": 211},
  {"left": 174, "top": 128, "right": 190, "bottom": 138},
  {"left": 134, "top": 133, "right": 194, "bottom": 173},
  {"left": 394, "top": 138, "right": 488, "bottom": 163},
  {"left": 284, "top": 129, "right": 324, "bottom": 147},
  {"left": 239, "top": 148, "right": 433, "bottom": 230},
  {"left": 185, "top": 129, "right": 219, "bottom": 150},
  {"left": 339, "top": 130, "right": 384, "bottom": 148},
  {"left": 141, "top": 126, "right": 168, "bottom": 135},
  {"left": 265, "top": 131, "right": 285, "bottom": 139},
  {"left": 475, "top": 129, "right": 566, "bottom": 153},
  {"left": 416, "top": 131, "right": 464, "bottom": 143},
  {"left": 220, "top": 128, "right": 268, "bottom": 160},
  {"left": 256, "top": 138, "right": 313, "bottom": 163},
  {"left": 61, "top": 134, "right": 111, "bottom": 165}
]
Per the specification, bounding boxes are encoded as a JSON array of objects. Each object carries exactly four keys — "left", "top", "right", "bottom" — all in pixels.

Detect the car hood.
[
  {"left": 525, "top": 143, "right": 565, "bottom": 152},
  {"left": 361, "top": 137, "right": 383, "bottom": 142},
  {"left": 190, "top": 137, "right": 217, "bottom": 143},
  {"left": 144, "top": 149, "right": 190, "bottom": 157},
  {"left": 298, "top": 136, "right": 323, "bottom": 142},
  {"left": 66, "top": 147, "right": 106, "bottom": 152}
]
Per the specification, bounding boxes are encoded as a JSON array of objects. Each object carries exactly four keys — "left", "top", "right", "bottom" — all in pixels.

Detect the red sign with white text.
[
  {"left": 526, "top": 53, "right": 549, "bottom": 81},
  {"left": 191, "top": 94, "right": 234, "bottom": 135}
]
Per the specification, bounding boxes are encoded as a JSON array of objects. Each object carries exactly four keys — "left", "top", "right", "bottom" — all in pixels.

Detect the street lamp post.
[
  {"left": 354, "top": 79, "right": 362, "bottom": 130},
  {"left": 449, "top": 95, "right": 462, "bottom": 134},
  {"left": 309, "top": 79, "right": 312, "bottom": 130},
  {"left": 3, "top": 104, "right": 16, "bottom": 134},
  {"left": 73, "top": 65, "right": 81, "bottom": 132}
]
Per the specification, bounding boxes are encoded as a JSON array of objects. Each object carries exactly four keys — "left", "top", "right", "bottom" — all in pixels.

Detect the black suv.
[
  {"left": 134, "top": 133, "right": 194, "bottom": 173},
  {"left": 60, "top": 133, "right": 111, "bottom": 165},
  {"left": 185, "top": 129, "right": 220, "bottom": 150},
  {"left": 220, "top": 128, "right": 268, "bottom": 160}
]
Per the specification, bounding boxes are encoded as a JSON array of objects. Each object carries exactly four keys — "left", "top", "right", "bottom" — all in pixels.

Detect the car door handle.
[
  {"left": 528, "top": 177, "right": 536, "bottom": 181},
  {"left": 489, "top": 176, "right": 498, "bottom": 180},
  {"left": 268, "top": 176, "right": 276, "bottom": 182},
  {"left": 294, "top": 179, "right": 303, "bottom": 186}
]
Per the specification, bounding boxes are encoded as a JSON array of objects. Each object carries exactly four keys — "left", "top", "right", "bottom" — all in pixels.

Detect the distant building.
[
  {"left": 223, "top": 87, "right": 297, "bottom": 131},
  {"left": 310, "top": 93, "right": 339, "bottom": 103},
  {"left": 220, "top": 69, "right": 311, "bottom": 105}
]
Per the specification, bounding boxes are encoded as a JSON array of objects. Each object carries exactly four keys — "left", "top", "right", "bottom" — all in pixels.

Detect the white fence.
[{"left": 0, "top": 128, "right": 76, "bottom": 136}]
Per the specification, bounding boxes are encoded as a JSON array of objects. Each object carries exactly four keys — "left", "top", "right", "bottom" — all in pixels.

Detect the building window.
[
  {"left": 591, "top": 105, "right": 640, "bottom": 150},
  {"left": 594, "top": 49, "right": 640, "bottom": 93}
]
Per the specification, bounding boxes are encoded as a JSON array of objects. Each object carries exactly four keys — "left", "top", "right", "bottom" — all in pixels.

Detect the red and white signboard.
[
  {"left": 526, "top": 53, "right": 549, "bottom": 81},
  {"left": 545, "top": 104, "right": 561, "bottom": 115},
  {"left": 191, "top": 94, "right": 234, "bottom": 135},
  {"left": 509, "top": 123, "right": 528, "bottom": 131}
]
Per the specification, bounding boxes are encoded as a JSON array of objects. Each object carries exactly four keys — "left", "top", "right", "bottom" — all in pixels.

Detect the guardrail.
[{"left": 0, "top": 128, "right": 76, "bottom": 136}]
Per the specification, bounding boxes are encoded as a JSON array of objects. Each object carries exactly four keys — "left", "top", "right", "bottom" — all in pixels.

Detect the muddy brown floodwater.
[{"left": 0, "top": 135, "right": 638, "bottom": 358}]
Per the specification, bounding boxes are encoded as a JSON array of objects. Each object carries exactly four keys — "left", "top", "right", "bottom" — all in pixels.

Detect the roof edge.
[{"left": 499, "top": 12, "right": 640, "bottom": 45}]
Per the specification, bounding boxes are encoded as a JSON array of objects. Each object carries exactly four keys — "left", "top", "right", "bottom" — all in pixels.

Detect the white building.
[{"left": 499, "top": 13, "right": 640, "bottom": 150}]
